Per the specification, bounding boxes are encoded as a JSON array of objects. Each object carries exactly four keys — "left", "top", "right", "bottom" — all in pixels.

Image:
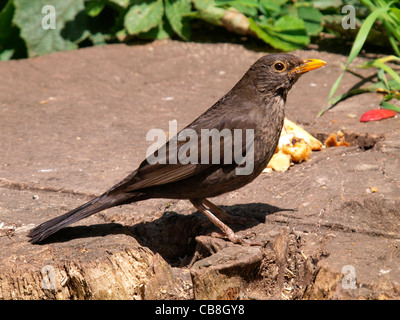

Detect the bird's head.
[{"left": 250, "top": 54, "right": 327, "bottom": 101}]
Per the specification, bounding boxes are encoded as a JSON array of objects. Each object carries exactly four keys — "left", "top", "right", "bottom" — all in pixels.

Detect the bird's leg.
[
  {"left": 190, "top": 199, "right": 261, "bottom": 246},
  {"left": 190, "top": 199, "right": 244, "bottom": 245},
  {"left": 201, "top": 199, "right": 232, "bottom": 222},
  {"left": 202, "top": 199, "right": 258, "bottom": 226}
]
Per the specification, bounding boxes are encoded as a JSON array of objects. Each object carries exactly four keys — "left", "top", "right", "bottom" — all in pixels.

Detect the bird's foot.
[
  {"left": 211, "top": 231, "right": 267, "bottom": 247},
  {"left": 191, "top": 199, "right": 267, "bottom": 247}
]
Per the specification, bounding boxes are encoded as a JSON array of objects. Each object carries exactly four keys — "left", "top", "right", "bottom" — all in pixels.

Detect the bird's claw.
[{"left": 211, "top": 231, "right": 268, "bottom": 247}]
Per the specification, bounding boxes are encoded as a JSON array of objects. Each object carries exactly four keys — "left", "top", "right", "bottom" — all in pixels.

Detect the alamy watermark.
[
  {"left": 341, "top": 265, "right": 357, "bottom": 290},
  {"left": 41, "top": 5, "right": 56, "bottom": 30},
  {"left": 41, "top": 265, "right": 56, "bottom": 290},
  {"left": 145, "top": 121, "right": 255, "bottom": 175},
  {"left": 341, "top": 5, "right": 356, "bottom": 30}
]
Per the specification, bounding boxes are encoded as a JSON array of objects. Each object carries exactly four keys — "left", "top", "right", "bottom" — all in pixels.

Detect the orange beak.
[{"left": 291, "top": 59, "right": 327, "bottom": 74}]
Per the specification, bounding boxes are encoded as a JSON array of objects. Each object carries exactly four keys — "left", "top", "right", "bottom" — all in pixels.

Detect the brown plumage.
[{"left": 28, "top": 54, "right": 326, "bottom": 245}]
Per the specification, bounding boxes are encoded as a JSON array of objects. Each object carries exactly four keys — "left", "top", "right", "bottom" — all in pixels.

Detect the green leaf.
[
  {"left": 196, "top": 6, "right": 225, "bottom": 25},
  {"left": 229, "top": 1, "right": 258, "bottom": 17},
  {"left": 259, "top": 0, "right": 288, "bottom": 13},
  {"left": 372, "top": 60, "right": 400, "bottom": 85},
  {"left": 124, "top": 0, "right": 164, "bottom": 35},
  {"left": 381, "top": 100, "right": 400, "bottom": 113},
  {"left": 372, "top": 55, "right": 400, "bottom": 65},
  {"left": 362, "top": 56, "right": 400, "bottom": 86},
  {"left": 214, "top": 0, "right": 231, "bottom": 5},
  {"left": 13, "top": 0, "right": 84, "bottom": 57},
  {"left": 260, "top": 0, "right": 288, "bottom": 6},
  {"left": 0, "top": 48, "right": 14, "bottom": 60},
  {"left": 165, "top": 0, "right": 191, "bottom": 40},
  {"left": 249, "top": 18, "right": 285, "bottom": 49},
  {"left": 86, "top": 1, "right": 105, "bottom": 17},
  {"left": 107, "top": 0, "right": 130, "bottom": 8},
  {"left": 59, "top": 3, "right": 115, "bottom": 46},
  {"left": 377, "top": 67, "right": 390, "bottom": 91},
  {"left": 193, "top": 0, "right": 214, "bottom": 11},
  {"left": 384, "top": 94, "right": 395, "bottom": 101},
  {"left": 193, "top": 0, "right": 225, "bottom": 25},
  {"left": 327, "top": 88, "right": 374, "bottom": 110},
  {"left": 312, "top": 0, "right": 341, "bottom": 10},
  {"left": 234, "top": 0, "right": 259, "bottom": 7},
  {"left": 249, "top": 16, "right": 308, "bottom": 51},
  {"left": 88, "top": 32, "right": 108, "bottom": 45},
  {"left": 270, "top": 15, "right": 309, "bottom": 49},
  {"left": 137, "top": 18, "right": 171, "bottom": 39},
  {"left": 0, "top": 0, "right": 14, "bottom": 42},
  {"left": 368, "top": 79, "right": 400, "bottom": 90},
  {"left": 297, "top": 6, "right": 323, "bottom": 36},
  {"left": 0, "top": 0, "right": 27, "bottom": 60}
]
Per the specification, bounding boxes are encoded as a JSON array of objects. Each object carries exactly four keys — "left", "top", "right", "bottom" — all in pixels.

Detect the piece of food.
[
  {"left": 282, "top": 138, "right": 312, "bottom": 163},
  {"left": 265, "top": 118, "right": 322, "bottom": 172},
  {"left": 282, "top": 118, "right": 323, "bottom": 151},
  {"left": 266, "top": 151, "right": 291, "bottom": 172},
  {"left": 369, "top": 186, "right": 378, "bottom": 193},
  {"left": 324, "top": 131, "right": 350, "bottom": 148}
]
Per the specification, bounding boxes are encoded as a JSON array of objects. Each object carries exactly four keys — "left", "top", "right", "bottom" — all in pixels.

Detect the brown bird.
[{"left": 28, "top": 54, "right": 326, "bottom": 245}]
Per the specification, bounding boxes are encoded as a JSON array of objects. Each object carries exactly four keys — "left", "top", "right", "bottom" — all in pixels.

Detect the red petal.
[{"left": 360, "top": 109, "right": 397, "bottom": 122}]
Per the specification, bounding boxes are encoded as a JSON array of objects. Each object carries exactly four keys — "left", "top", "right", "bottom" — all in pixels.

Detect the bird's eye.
[{"left": 273, "top": 62, "right": 286, "bottom": 72}]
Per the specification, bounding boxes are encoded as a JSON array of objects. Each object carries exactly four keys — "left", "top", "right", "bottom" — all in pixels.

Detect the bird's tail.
[{"left": 27, "top": 193, "right": 126, "bottom": 244}]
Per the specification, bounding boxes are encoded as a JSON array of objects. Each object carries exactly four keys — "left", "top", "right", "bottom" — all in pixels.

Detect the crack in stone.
[{"left": 0, "top": 177, "right": 96, "bottom": 199}]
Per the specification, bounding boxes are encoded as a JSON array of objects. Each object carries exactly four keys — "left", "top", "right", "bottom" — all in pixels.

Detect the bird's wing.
[{"left": 115, "top": 100, "right": 257, "bottom": 193}]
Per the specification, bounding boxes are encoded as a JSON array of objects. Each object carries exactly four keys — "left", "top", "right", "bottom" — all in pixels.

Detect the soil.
[{"left": 0, "top": 40, "right": 399, "bottom": 299}]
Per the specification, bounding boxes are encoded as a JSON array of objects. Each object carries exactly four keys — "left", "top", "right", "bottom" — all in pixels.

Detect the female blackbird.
[{"left": 28, "top": 54, "right": 326, "bottom": 245}]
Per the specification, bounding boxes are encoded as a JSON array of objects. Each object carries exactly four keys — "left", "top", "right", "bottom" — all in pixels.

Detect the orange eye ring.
[{"left": 273, "top": 61, "right": 286, "bottom": 72}]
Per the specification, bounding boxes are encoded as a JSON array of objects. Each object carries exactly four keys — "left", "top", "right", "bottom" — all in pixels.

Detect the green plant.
[
  {"left": 0, "top": 0, "right": 326, "bottom": 59},
  {"left": 1, "top": 0, "right": 399, "bottom": 76},
  {"left": 319, "top": 0, "right": 400, "bottom": 116},
  {"left": 219, "top": 0, "right": 322, "bottom": 51}
]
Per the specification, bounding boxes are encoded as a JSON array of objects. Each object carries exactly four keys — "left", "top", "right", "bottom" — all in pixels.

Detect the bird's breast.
[{"left": 254, "top": 95, "right": 286, "bottom": 166}]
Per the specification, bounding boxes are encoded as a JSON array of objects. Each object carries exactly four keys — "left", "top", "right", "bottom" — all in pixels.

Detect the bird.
[{"left": 28, "top": 54, "right": 326, "bottom": 245}]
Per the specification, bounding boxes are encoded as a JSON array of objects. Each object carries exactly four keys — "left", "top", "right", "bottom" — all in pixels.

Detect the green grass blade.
[
  {"left": 321, "top": 88, "right": 375, "bottom": 116},
  {"left": 377, "top": 68, "right": 390, "bottom": 91},
  {"left": 381, "top": 100, "right": 400, "bottom": 113},
  {"left": 330, "top": 88, "right": 375, "bottom": 105},
  {"left": 320, "top": 5, "right": 392, "bottom": 116},
  {"left": 347, "top": 7, "right": 391, "bottom": 67},
  {"left": 329, "top": 6, "right": 389, "bottom": 99},
  {"left": 326, "top": 73, "right": 344, "bottom": 104},
  {"left": 372, "top": 60, "right": 400, "bottom": 84},
  {"left": 369, "top": 79, "right": 400, "bottom": 90},
  {"left": 388, "top": 36, "right": 400, "bottom": 56}
]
